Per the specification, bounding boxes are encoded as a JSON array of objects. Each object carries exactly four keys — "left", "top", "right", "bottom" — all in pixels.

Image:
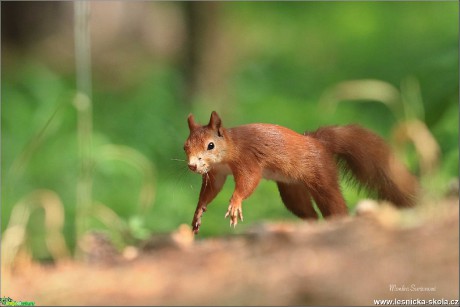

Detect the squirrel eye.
[{"left": 207, "top": 142, "right": 215, "bottom": 150}]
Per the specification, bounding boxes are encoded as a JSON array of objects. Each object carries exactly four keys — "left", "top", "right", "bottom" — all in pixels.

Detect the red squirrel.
[{"left": 184, "top": 111, "right": 418, "bottom": 234}]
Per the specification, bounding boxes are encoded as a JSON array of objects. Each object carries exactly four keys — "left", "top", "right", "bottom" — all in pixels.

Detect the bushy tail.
[{"left": 307, "top": 125, "right": 418, "bottom": 207}]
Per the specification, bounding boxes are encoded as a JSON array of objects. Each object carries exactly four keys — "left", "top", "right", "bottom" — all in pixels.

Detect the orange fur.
[{"left": 184, "top": 111, "right": 418, "bottom": 234}]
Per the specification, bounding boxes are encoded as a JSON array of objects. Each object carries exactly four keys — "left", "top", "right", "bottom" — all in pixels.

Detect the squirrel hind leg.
[
  {"left": 277, "top": 182, "right": 318, "bottom": 219},
  {"left": 310, "top": 190, "right": 348, "bottom": 218},
  {"left": 306, "top": 178, "right": 349, "bottom": 218}
]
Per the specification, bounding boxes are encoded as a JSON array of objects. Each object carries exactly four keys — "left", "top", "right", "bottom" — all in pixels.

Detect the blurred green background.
[{"left": 2, "top": 1, "right": 458, "bottom": 262}]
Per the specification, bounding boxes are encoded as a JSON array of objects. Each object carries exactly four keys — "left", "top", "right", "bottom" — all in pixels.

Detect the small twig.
[{"left": 74, "top": 1, "right": 93, "bottom": 258}]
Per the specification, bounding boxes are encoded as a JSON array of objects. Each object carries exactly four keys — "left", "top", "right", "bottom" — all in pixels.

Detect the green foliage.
[{"left": 2, "top": 2, "right": 458, "bottom": 261}]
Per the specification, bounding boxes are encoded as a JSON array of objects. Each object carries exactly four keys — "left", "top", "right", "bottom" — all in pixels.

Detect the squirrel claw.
[
  {"left": 229, "top": 217, "right": 237, "bottom": 227},
  {"left": 191, "top": 215, "right": 202, "bottom": 235},
  {"left": 192, "top": 223, "right": 200, "bottom": 234},
  {"left": 225, "top": 204, "right": 243, "bottom": 228}
]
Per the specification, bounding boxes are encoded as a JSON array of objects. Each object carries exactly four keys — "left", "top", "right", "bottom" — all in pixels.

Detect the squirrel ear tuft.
[
  {"left": 209, "top": 111, "right": 224, "bottom": 136},
  {"left": 187, "top": 114, "right": 198, "bottom": 131}
]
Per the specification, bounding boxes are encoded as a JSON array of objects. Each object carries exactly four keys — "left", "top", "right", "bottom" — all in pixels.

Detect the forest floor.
[{"left": 3, "top": 197, "right": 459, "bottom": 306}]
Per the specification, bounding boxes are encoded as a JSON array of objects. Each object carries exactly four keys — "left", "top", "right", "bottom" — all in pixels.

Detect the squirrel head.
[{"left": 184, "top": 111, "right": 228, "bottom": 174}]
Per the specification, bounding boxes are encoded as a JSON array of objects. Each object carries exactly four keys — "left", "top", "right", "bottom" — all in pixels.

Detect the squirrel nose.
[{"left": 188, "top": 163, "right": 197, "bottom": 172}]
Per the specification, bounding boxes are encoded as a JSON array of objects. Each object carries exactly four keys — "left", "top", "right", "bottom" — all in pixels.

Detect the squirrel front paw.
[
  {"left": 191, "top": 216, "right": 201, "bottom": 234},
  {"left": 224, "top": 203, "right": 243, "bottom": 227},
  {"left": 191, "top": 207, "right": 206, "bottom": 234}
]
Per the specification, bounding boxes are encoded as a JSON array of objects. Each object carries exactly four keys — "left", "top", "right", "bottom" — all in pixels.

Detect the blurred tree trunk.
[
  {"left": 1, "top": 2, "right": 64, "bottom": 48},
  {"left": 181, "top": 2, "right": 233, "bottom": 110}
]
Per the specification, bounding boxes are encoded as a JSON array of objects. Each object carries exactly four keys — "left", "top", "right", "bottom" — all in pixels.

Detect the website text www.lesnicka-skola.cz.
[{"left": 374, "top": 298, "right": 460, "bottom": 306}]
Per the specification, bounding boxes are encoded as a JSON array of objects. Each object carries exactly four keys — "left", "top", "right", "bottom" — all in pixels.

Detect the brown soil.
[{"left": 3, "top": 199, "right": 459, "bottom": 306}]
